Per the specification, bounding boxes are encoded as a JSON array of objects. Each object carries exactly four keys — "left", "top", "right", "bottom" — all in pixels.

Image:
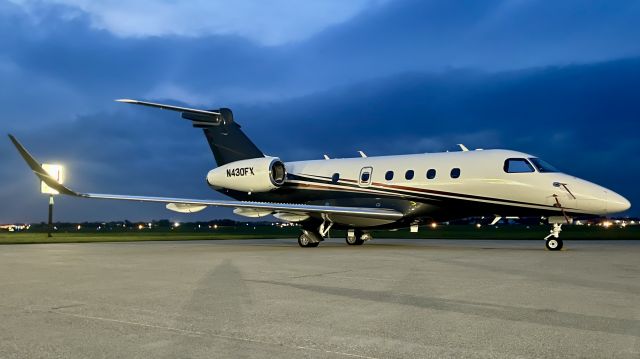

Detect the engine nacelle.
[{"left": 206, "top": 157, "right": 286, "bottom": 193}]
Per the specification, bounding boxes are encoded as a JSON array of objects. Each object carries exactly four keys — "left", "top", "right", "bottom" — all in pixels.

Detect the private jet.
[{"left": 9, "top": 99, "right": 631, "bottom": 250}]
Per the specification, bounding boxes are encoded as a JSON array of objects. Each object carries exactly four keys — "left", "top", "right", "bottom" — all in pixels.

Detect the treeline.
[{"left": 26, "top": 219, "right": 295, "bottom": 233}]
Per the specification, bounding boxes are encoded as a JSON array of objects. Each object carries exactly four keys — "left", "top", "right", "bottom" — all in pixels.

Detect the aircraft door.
[{"left": 359, "top": 167, "right": 373, "bottom": 187}]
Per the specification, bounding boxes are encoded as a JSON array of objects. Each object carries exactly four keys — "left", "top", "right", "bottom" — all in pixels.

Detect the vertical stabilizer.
[{"left": 199, "top": 108, "right": 264, "bottom": 166}]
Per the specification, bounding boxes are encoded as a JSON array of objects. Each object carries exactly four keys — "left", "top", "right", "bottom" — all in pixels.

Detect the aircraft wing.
[{"left": 8, "top": 135, "right": 403, "bottom": 222}]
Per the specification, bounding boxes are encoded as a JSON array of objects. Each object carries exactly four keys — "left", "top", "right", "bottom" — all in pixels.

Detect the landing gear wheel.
[
  {"left": 298, "top": 232, "right": 321, "bottom": 248},
  {"left": 545, "top": 238, "right": 563, "bottom": 251},
  {"left": 346, "top": 230, "right": 367, "bottom": 245},
  {"left": 544, "top": 223, "right": 564, "bottom": 251}
]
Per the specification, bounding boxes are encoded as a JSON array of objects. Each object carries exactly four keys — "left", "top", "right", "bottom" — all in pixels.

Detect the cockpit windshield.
[{"left": 529, "top": 158, "right": 559, "bottom": 173}]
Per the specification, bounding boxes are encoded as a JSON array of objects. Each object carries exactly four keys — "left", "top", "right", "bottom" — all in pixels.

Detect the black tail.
[
  {"left": 115, "top": 100, "right": 264, "bottom": 167},
  {"left": 200, "top": 108, "right": 264, "bottom": 166}
]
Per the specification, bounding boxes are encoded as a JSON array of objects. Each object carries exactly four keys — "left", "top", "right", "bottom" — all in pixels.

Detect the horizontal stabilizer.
[
  {"left": 116, "top": 99, "right": 224, "bottom": 127},
  {"left": 116, "top": 99, "right": 220, "bottom": 116}
]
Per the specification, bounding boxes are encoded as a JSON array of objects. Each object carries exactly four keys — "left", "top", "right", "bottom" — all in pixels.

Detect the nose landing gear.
[{"left": 544, "top": 223, "right": 564, "bottom": 251}]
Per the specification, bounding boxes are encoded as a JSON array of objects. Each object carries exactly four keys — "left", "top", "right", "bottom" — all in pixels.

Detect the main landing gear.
[
  {"left": 544, "top": 223, "right": 564, "bottom": 251},
  {"left": 298, "top": 216, "right": 333, "bottom": 248},
  {"left": 346, "top": 230, "right": 372, "bottom": 246},
  {"left": 298, "top": 230, "right": 322, "bottom": 248},
  {"left": 297, "top": 229, "right": 374, "bottom": 247}
]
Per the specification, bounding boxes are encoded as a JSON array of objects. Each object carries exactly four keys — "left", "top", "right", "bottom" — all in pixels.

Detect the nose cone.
[{"left": 607, "top": 191, "right": 631, "bottom": 213}]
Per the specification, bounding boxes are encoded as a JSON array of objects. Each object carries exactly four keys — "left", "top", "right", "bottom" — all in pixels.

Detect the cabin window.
[
  {"left": 331, "top": 173, "right": 340, "bottom": 183},
  {"left": 529, "top": 158, "right": 559, "bottom": 173},
  {"left": 450, "top": 168, "right": 461, "bottom": 179},
  {"left": 385, "top": 171, "right": 394, "bottom": 181},
  {"left": 504, "top": 158, "right": 534, "bottom": 173},
  {"left": 426, "top": 169, "right": 436, "bottom": 179},
  {"left": 359, "top": 167, "right": 373, "bottom": 187},
  {"left": 405, "top": 170, "right": 414, "bottom": 180}
]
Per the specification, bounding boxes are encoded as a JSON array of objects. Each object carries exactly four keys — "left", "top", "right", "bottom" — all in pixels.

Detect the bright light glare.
[
  {"left": 41, "top": 164, "right": 65, "bottom": 195},
  {"left": 430, "top": 223, "right": 437, "bottom": 229},
  {"left": 173, "top": 222, "right": 180, "bottom": 228},
  {"left": 602, "top": 221, "right": 612, "bottom": 228}
]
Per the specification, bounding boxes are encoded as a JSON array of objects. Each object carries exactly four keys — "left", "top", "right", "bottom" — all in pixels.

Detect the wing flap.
[{"left": 82, "top": 193, "right": 402, "bottom": 220}]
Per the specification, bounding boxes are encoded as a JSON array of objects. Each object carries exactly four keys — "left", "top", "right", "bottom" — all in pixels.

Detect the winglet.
[{"left": 8, "top": 134, "right": 81, "bottom": 197}]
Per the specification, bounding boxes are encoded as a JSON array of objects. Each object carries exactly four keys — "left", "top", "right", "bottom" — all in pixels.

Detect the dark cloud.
[
  {"left": 1, "top": 0, "right": 639, "bottom": 221},
  {"left": 2, "top": 0, "right": 639, "bottom": 122}
]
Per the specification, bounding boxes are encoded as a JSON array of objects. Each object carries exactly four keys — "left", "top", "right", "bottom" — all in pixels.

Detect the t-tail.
[{"left": 116, "top": 99, "right": 263, "bottom": 166}]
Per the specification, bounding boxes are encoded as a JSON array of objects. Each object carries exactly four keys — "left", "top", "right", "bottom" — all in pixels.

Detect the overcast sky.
[{"left": 2, "top": 0, "right": 639, "bottom": 222}]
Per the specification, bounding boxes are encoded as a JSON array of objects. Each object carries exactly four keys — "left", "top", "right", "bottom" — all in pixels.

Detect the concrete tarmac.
[{"left": 0, "top": 239, "right": 639, "bottom": 358}]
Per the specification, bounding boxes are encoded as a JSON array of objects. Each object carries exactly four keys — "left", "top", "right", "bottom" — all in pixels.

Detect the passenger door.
[{"left": 359, "top": 167, "right": 373, "bottom": 187}]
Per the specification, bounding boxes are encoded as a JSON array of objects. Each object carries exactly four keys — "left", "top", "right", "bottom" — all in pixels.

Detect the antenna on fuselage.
[
  {"left": 457, "top": 144, "right": 469, "bottom": 152},
  {"left": 323, "top": 154, "right": 330, "bottom": 160},
  {"left": 358, "top": 151, "right": 367, "bottom": 158}
]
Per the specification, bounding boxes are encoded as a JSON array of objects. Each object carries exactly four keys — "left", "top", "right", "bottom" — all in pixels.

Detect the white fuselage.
[{"left": 282, "top": 149, "right": 629, "bottom": 217}]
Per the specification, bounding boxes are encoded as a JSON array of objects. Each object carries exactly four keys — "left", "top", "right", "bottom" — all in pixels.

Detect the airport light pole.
[
  {"left": 47, "top": 195, "right": 54, "bottom": 237},
  {"left": 41, "top": 164, "right": 64, "bottom": 238}
]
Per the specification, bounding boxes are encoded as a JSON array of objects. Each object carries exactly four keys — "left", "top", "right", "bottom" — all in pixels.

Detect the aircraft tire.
[
  {"left": 545, "top": 238, "right": 563, "bottom": 251},
  {"left": 298, "top": 233, "right": 319, "bottom": 248},
  {"left": 346, "top": 236, "right": 364, "bottom": 245}
]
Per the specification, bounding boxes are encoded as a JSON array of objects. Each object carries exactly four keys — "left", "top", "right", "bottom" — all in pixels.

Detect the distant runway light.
[{"left": 431, "top": 222, "right": 437, "bottom": 229}]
